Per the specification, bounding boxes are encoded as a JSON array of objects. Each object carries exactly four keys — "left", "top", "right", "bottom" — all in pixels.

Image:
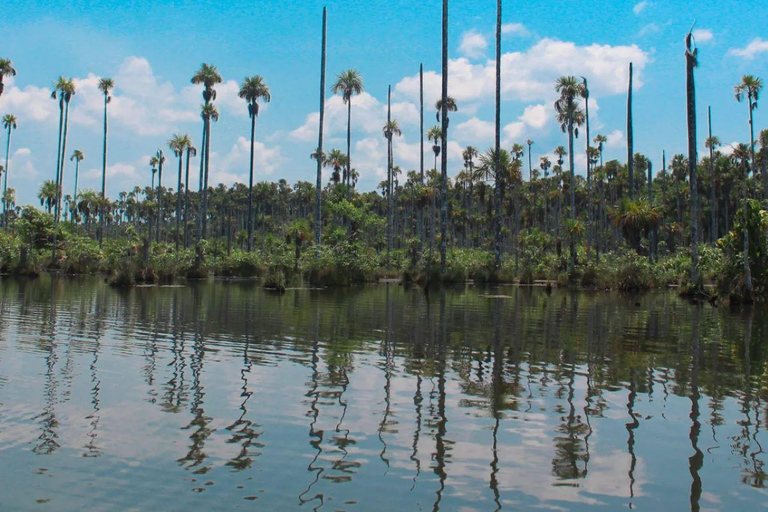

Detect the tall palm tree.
[
  {"left": 685, "top": 31, "right": 701, "bottom": 289},
  {"left": 439, "top": 0, "right": 450, "bottom": 272},
  {"left": 238, "top": 75, "right": 271, "bottom": 252},
  {"left": 705, "top": 130, "right": 720, "bottom": 240},
  {"left": 435, "top": 96, "right": 458, "bottom": 124},
  {"left": 51, "top": 77, "right": 76, "bottom": 225},
  {"left": 734, "top": 75, "right": 763, "bottom": 182},
  {"left": 554, "top": 75, "right": 586, "bottom": 274},
  {"left": 0, "top": 58, "right": 17, "bottom": 101},
  {"left": 70, "top": 150, "right": 84, "bottom": 206},
  {"left": 38, "top": 180, "right": 57, "bottom": 214},
  {"left": 324, "top": 149, "right": 347, "bottom": 185},
  {"left": 169, "top": 134, "right": 191, "bottom": 251},
  {"left": 191, "top": 63, "right": 222, "bottom": 243},
  {"left": 50, "top": 76, "right": 75, "bottom": 260},
  {"left": 315, "top": 7, "right": 328, "bottom": 254},
  {"left": 97, "top": 77, "right": 114, "bottom": 243},
  {"left": 2, "top": 113, "right": 16, "bottom": 225},
  {"left": 332, "top": 69, "right": 363, "bottom": 188}
]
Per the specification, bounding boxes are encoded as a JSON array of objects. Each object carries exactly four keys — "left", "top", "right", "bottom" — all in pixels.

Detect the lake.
[{"left": 0, "top": 276, "right": 766, "bottom": 511}]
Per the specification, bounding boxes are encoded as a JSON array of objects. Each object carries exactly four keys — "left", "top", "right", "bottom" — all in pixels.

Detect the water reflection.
[{"left": 0, "top": 277, "right": 767, "bottom": 511}]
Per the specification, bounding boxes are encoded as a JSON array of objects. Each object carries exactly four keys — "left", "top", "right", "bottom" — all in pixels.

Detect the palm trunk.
[
  {"left": 743, "top": 160, "right": 753, "bottom": 301},
  {"left": 568, "top": 106, "right": 576, "bottom": 274},
  {"left": 346, "top": 99, "right": 352, "bottom": 189},
  {"left": 627, "top": 62, "right": 634, "bottom": 199},
  {"left": 156, "top": 158, "right": 163, "bottom": 244},
  {"left": 439, "top": 0, "right": 449, "bottom": 273},
  {"left": 176, "top": 153, "right": 183, "bottom": 252},
  {"left": 73, "top": 160, "right": 80, "bottom": 204},
  {"left": 3, "top": 125, "right": 11, "bottom": 226},
  {"left": 686, "top": 36, "right": 700, "bottom": 289},
  {"left": 708, "top": 106, "right": 716, "bottom": 243},
  {"left": 247, "top": 109, "right": 256, "bottom": 251},
  {"left": 99, "top": 92, "right": 108, "bottom": 244},
  {"left": 184, "top": 148, "right": 192, "bottom": 248},
  {"left": 386, "top": 86, "right": 392, "bottom": 269},
  {"left": 493, "top": 0, "right": 502, "bottom": 268},
  {"left": 419, "top": 64, "right": 425, "bottom": 249},
  {"left": 314, "top": 8, "right": 327, "bottom": 257},
  {"left": 202, "top": 118, "right": 211, "bottom": 239}
]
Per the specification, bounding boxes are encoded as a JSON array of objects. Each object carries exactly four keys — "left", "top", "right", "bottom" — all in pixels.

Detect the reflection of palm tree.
[
  {"left": 689, "top": 306, "right": 703, "bottom": 512},
  {"left": 34, "top": 281, "right": 60, "bottom": 455},
  {"left": 225, "top": 333, "right": 263, "bottom": 471},
  {"left": 299, "top": 309, "right": 325, "bottom": 509},
  {"left": 432, "top": 295, "right": 449, "bottom": 512},
  {"left": 626, "top": 370, "right": 639, "bottom": 506}
]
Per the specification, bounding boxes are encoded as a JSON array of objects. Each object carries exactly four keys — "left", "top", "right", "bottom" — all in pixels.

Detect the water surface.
[{"left": 0, "top": 276, "right": 766, "bottom": 511}]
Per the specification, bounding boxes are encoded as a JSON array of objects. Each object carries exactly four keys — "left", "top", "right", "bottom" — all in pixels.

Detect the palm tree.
[
  {"left": 169, "top": 134, "right": 191, "bottom": 251},
  {"left": 435, "top": 96, "right": 458, "bottom": 125},
  {"left": 51, "top": 76, "right": 76, "bottom": 225},
  {"left": 38, "top": 180, "right": 57, "bottom": 214},
  {"left": 705, "top": 129, "right": 720, "bottom": 240},
  {"left": 332, "top": 69, "right": 363, "bottom": 188},
  {"left": 70, "top": 150, "right": 84, "bottom": 206},
  {"left": 493, "top": 0, "right": 502, "bottom": 267},
  {"left": 0, "top": 58, "right": 17, "bottom": 101},
  {"left": 2, "top": 113, "right": 17, "bottom": 225},
  {"left": 97, "top": 77, "right": 114, "bottom": 243},
  {"left": 50, "top": 76, "right": 75, "bottom": 260},
  {"left": 324, "top": 149, "right": 347, "bottom": 185},
  {"left": 554, "top": 75, "right": 586, "bottom": 274},
  {"left": 440, "top": 0, "right": 450, "bottom": 273},
  {"left": 238, "top": 75, "right": 271, "bottom": 252},
  {"left": 315, "top": 7, "right": 328, "bottom": 254},
  {"left": 191, "top": 63, "right": 222, "bottom": 243},
  {"left": 734, "top": 75, "right": 763, "bottom": 182},
  {"left": 685, "top": 31, "right": 701, "bottom": 289}
]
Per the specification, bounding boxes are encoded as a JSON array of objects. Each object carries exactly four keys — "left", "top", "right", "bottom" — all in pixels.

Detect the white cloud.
[
  {"left": 454, "top": 118, "right": 495, "bottom": 144},
  {"left": 501, "top": 23, "right": 529, "bottom": 37},
  {"left": 394, "top": 38, "right": 649, "bottom": 105},
  {"left": 458, "top": 30, "right": 488, "bottom": 60},
  {"left": 605, "top": 130, "right": 626, "bottom": 149},
  {"left": 520, "top": 104, "right": 549, "bottom": 128},
  {"left": 208, "top": 136, "right": 282, "bottom": 186},
  {"left": 693, "top": 29, "right": 713, "bottom": 44},
  {"left": 728, "top": 38, "right": 768, "bottom": 60},
  {"left": 5, "top": 147, "right": 39, "bottom": 182},
  {"left": 638, "top": 23, "right": 659, "bottom": 37},
  {"left": 633, "top": 1, "right": 649, "bottom": 15}
]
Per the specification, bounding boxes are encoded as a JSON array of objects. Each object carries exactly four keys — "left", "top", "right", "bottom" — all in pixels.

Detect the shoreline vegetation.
[{"left": 0, "top": 9, "right": 765, "bottom": 304}]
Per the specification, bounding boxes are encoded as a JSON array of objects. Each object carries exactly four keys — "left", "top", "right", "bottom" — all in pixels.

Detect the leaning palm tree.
[
  {"left": 70, "top": 150, "right": 84, "bottom": 205},
  {"left": 734, "top": 74, "right": 763, "bottom": 181},
  {"left": 0, "top": 58, "right": 17, "bottom": 101},
  {"left": 332, "top": 69, "right": 363, "bottom": 188},
  {"left": 554, "top": 75, "right": 586, "bottom": 274},
  {"left": 2, "top": 113, "right": 17, "bottom": 225},
  {"left": 238, "top": 75, "right": 271, "bottom": 252},
  {"left": 168, "top": 134, "right": 191, "bottom": 251},
  {"left": 97, "top": 77, "right": 114, "bottom": 243}
]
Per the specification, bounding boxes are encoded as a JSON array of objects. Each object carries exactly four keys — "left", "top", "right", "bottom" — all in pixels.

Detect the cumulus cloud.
[
  {"left": 638, "top": 23, "right": 660, "bottom": 37},
  {"left": 5, "top": 147, "right": 39, "bottom": 182},
  {"left": 395, "top": 38, "right": 649, "bottom": 105},
  {"left": 728, "top": 38, "right": 768, "bottom": 59},
  {"left": 501, "top": 23, "right": 529, "bottom": 37},
  {"left": 208, "top": 136, "right": 282, "bottom": 186},
  {"left": 693, "top": 29, "right": 713, "bottom": 44},
  {"left": 458, "top": 30, "right": 488, "bottom": 59}
]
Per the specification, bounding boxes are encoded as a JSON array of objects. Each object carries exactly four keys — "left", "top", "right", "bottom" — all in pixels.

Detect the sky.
[{"left": 0, "top": 0, "right": 766, "bottom": 207}]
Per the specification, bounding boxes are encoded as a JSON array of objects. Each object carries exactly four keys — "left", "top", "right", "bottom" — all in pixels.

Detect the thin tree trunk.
[
  {"left": 202, "top": 118, "right": 211, "bottom": 239},
  {"left": 493, "top": 0, "right": 502, "bottom": 269},
  {"left": 439, "top": 0, "right": 449, "bottom": 273},
  {"left": 568, "top": 105, "right": 576, "bottom": 274},
  {"left": 176, "top": 153, "right": 183, "bottom": 252},
  {"left": 708, "top": 106, "right": 716, "bottom": 243},
  {"left": 99, "top": 93, "right": 108, "bottom": 244},
  {"left": 686, "top": 33, "right": 700, "bottom": 289},
  {"left": 314, "top": 7, "right": 327, "bottom": 256},
  {"left": 386, "top": 86, "right": 392, "bottom": 268},
  {"left": 247, "top": 109, "right": 256, "bottom": 251},
  {"left": 627, "top": 63, "right": 634, "bottom": 199},
  {"left": 184, "top": 148, "right": 192, "bottom": 248},
  {"left": 3, "top": 125, "right": 11, "bottom": 227}
]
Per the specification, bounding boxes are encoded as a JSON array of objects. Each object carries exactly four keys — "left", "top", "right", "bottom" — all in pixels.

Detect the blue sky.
[{"left": 0, "top": 0, "right": 766, "bottom": 207}]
